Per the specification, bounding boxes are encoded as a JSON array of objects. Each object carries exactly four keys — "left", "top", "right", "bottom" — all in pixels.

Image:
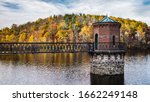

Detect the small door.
[
  {"left": 95, "top": 34, "right": 98, "bottom": 50},
  {"left": 113, "top": 35, "right": 115, "bottom": 45}
]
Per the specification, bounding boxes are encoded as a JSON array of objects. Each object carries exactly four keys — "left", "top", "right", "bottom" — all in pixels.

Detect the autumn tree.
[
  {"left": 49, "top": 23, "right": 58, "bottom": 42},
  {"left": 19, "top": 32, "right": 27, "bottom": 42},
  {"left": 79, "top": 25, "right": 93, "bottom": 42},
  {"left": 28, "top": 35, "right": 34, "bottom": 42},
  {"left": 6, "top": 34, "right": 16, "bottom": 42},
  {"left": 56, "top": 30, "right": 70, "bottom": 42},
  {"left": 11, "top": 24, "right": 19, "bottom": 35},
  {"left": 0, "top": 13, "right": 149, "bottom": 49},
  {"left": 2, "top": 27, "right": 10, "bottom": 35}
]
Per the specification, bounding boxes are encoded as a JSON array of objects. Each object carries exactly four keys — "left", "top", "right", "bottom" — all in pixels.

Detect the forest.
[{"left": 0, "top": 14, "right": 149, "bottom": 48}]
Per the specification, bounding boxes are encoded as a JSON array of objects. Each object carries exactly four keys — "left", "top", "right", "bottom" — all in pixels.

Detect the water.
[
  {"left": 0, "top": 51, "right": 150, "bottom": 85},
  {"left": 124, "top": 51, "right": 150, "bottom": 85}
]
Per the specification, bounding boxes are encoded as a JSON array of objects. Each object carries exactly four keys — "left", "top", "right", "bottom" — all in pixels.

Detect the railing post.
[{"left": 0, "top": 42, "right": 96, "bottom": 54}]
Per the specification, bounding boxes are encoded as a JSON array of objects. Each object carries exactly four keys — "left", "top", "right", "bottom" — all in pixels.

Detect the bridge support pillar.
[
  {"left": 91, "top": 53, "right": 124, "bottom": 75},
  {"left": 90, "top": 53, "right": 125, "bottom": 85}
]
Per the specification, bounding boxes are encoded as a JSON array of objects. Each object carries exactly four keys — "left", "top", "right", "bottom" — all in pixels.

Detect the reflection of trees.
[
  {"left": 0, "top": 53, "right": 90, "bottom": 67},
  {"left": 125, "top": 51, "right": 150, "bottom": 64}
]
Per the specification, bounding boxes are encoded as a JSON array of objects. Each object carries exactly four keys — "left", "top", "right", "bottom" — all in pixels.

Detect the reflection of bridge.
[{"left": 0, "top": 42, "right": 125, "bottom": 54}]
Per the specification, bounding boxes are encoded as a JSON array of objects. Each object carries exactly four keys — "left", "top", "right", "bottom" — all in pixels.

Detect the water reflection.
[
  {"left": 90, "top": 73, "right": 124, "bottom": 85},
  {"left": 0, "top": 51, "right": 150, "bottom": 85},
  {"left": 0, "top": 53, "right": 86, "bottom": 67},
  {"left": 0, "top": 53, "right": 91, "bottom": 85}
]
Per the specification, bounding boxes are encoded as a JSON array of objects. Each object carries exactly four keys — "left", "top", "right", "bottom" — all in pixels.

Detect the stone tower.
[{"left": 90, "top": 16, "right": 126, "bottom": 84}]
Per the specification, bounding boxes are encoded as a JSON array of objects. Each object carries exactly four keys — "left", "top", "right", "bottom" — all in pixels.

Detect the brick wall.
[{"left": 93, "top": 23, "right": 121, "bottom": 43}]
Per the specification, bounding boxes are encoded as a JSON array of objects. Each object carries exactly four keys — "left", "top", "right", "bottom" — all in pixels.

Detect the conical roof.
[{"left": 99, "top": 16, "right": 116, "bottom": 23}]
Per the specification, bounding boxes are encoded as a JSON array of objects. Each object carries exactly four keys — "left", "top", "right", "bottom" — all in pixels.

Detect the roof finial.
[
  {"left": 100, "top": 14, "right": 116, "bottom": 23},
  {"left": 106, "top": 14, "right": 108, "bottom": 17}
]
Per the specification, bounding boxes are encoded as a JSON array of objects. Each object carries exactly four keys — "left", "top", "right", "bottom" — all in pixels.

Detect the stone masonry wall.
[{"left": 91, "top": 54, "right": 124, "bottom": 75}]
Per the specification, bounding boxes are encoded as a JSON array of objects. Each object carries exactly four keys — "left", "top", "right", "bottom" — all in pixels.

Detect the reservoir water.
[{"left": 0, "top": 51, "right": 150, "bottom": 85}]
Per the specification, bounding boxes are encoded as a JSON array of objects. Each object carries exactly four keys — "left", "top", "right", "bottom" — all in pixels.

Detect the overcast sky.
[{"left": 0, "top": 0, "right": 150, "bottom": 28}]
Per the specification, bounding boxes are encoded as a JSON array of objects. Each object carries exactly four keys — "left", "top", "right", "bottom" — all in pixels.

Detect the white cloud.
[
  {"left": 69, "top": 0, "right": 150, "bottom": 24},
  {"left": 0, "top": 0, "right": 149, "bottom": 29},
  {"left": 0, "top": 0, "right": 68, "bottom": 28}
]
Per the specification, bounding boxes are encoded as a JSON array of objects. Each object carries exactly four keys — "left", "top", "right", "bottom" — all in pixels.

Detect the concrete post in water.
[{"left": 91, "top": 16, "right": 126, "bottom": 85}]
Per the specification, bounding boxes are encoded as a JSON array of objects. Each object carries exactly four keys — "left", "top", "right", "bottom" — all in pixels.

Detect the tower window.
[
  {"left": 95, "top": 34, "right": 98, "bottom": 50},
  {"left": 113, "top": 35, "right": 115, "bottom": 45}
]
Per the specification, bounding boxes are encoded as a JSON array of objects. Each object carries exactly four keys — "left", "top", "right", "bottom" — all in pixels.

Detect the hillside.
[{"left": 0, "top": 14, "right": 149, "bottom": 48}]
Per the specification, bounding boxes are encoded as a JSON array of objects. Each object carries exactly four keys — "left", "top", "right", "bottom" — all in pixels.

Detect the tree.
[
  {"left": 49, "top": 23, "right": 58, "bottom": 42},
  {"left": 56, "top": 30, "right": 69, "bottom": 42},
  {"left": 79, "top": 25, "right": 93, "bottom": 42},
  {"left": 0, "top": 13, "right": 149, "bottom": 48},
  {"left": 58, "top": 21, "right": 65, "bottom": 30},
  {"left": 28, "top": 35, "right": 34, "bottom": 42},
  {"left": 19, "top": 33, "right": 27, "bottom": 42},
  {"left": 9, "top": 34, "right": 16, "bottom": 42},
  {"left": 11, "top": 24, "right": 18, "bottom": 35},
  {"left": 2, "top": 27, "right": 10, "bottom": 35},
  {"left": 5, "top": 34, "right": 16, "bottom": 42},
  {"left": 44, "top": 32, "right": 50, "bottom": 41}
]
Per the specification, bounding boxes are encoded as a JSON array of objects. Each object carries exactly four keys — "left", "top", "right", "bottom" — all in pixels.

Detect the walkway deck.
[
  {"left": 0, "top": 42, "right": 94, "bottom": 54},
  {"left": 0, "top": 42, "right": 127, "bottom": 54}
]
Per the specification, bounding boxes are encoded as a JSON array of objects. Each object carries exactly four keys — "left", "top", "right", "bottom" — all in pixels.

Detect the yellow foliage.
[
  {"left": 10, "top": 34, "right": 16, "bottom": 42},
  {"left": 58, "top": 21, "right": 65, "bottom": 29},
  {"left": 0, "top": 14, "right": 148, "bottom": 43},
  {"left": 6, "top": 35, "right": 9, "bottom": 42},
  {"left": 6, "top": 34, "right": 16, "bottom": 42},
  {"left": 38, "top": 30, "right": 44, "bottom": 38},
  {"left": 80, "top": 25, "right": 92, "bottom": 36},
  {"left": 44, "top": 32, "right": 50, "bottom": 38},
  {"left": 79, "top": 25, "right": 93, "bottom": 42},
  {"left": 19, "top": 33, "right": 26, "bottom": 42},
  {"left": 28, "top": 35, "right": 34, "bottom": 42},
  {"left": 40, "top": 37, "right": 47, "bottom": 42},
  {"left": 56, "top": 30, "right": 69, "bottom": 42},
  {"left": 75, "top": 21, "right": 80, "bottom": 27},
  {"left": 0, "top": 38, "right": 5, "bottom": 42}
]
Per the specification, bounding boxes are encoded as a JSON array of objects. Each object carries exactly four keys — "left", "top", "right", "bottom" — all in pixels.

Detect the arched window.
[
  {"left": 95, "top": 34, "right": 98, "bottom": 50},
  {"left": 113, "top": 35, "right": 115, "bottom": 45}
]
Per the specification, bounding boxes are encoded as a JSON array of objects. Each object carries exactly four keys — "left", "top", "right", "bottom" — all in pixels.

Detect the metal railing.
[
  {"left": 0, "top": 42, "right": 125, "bottom": 54},
  {"left": 0, "top": 42, "right": 94, "bottom": 54},
  {"left": 95, "top": 42, "right": 126, "bottom": 50}
]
